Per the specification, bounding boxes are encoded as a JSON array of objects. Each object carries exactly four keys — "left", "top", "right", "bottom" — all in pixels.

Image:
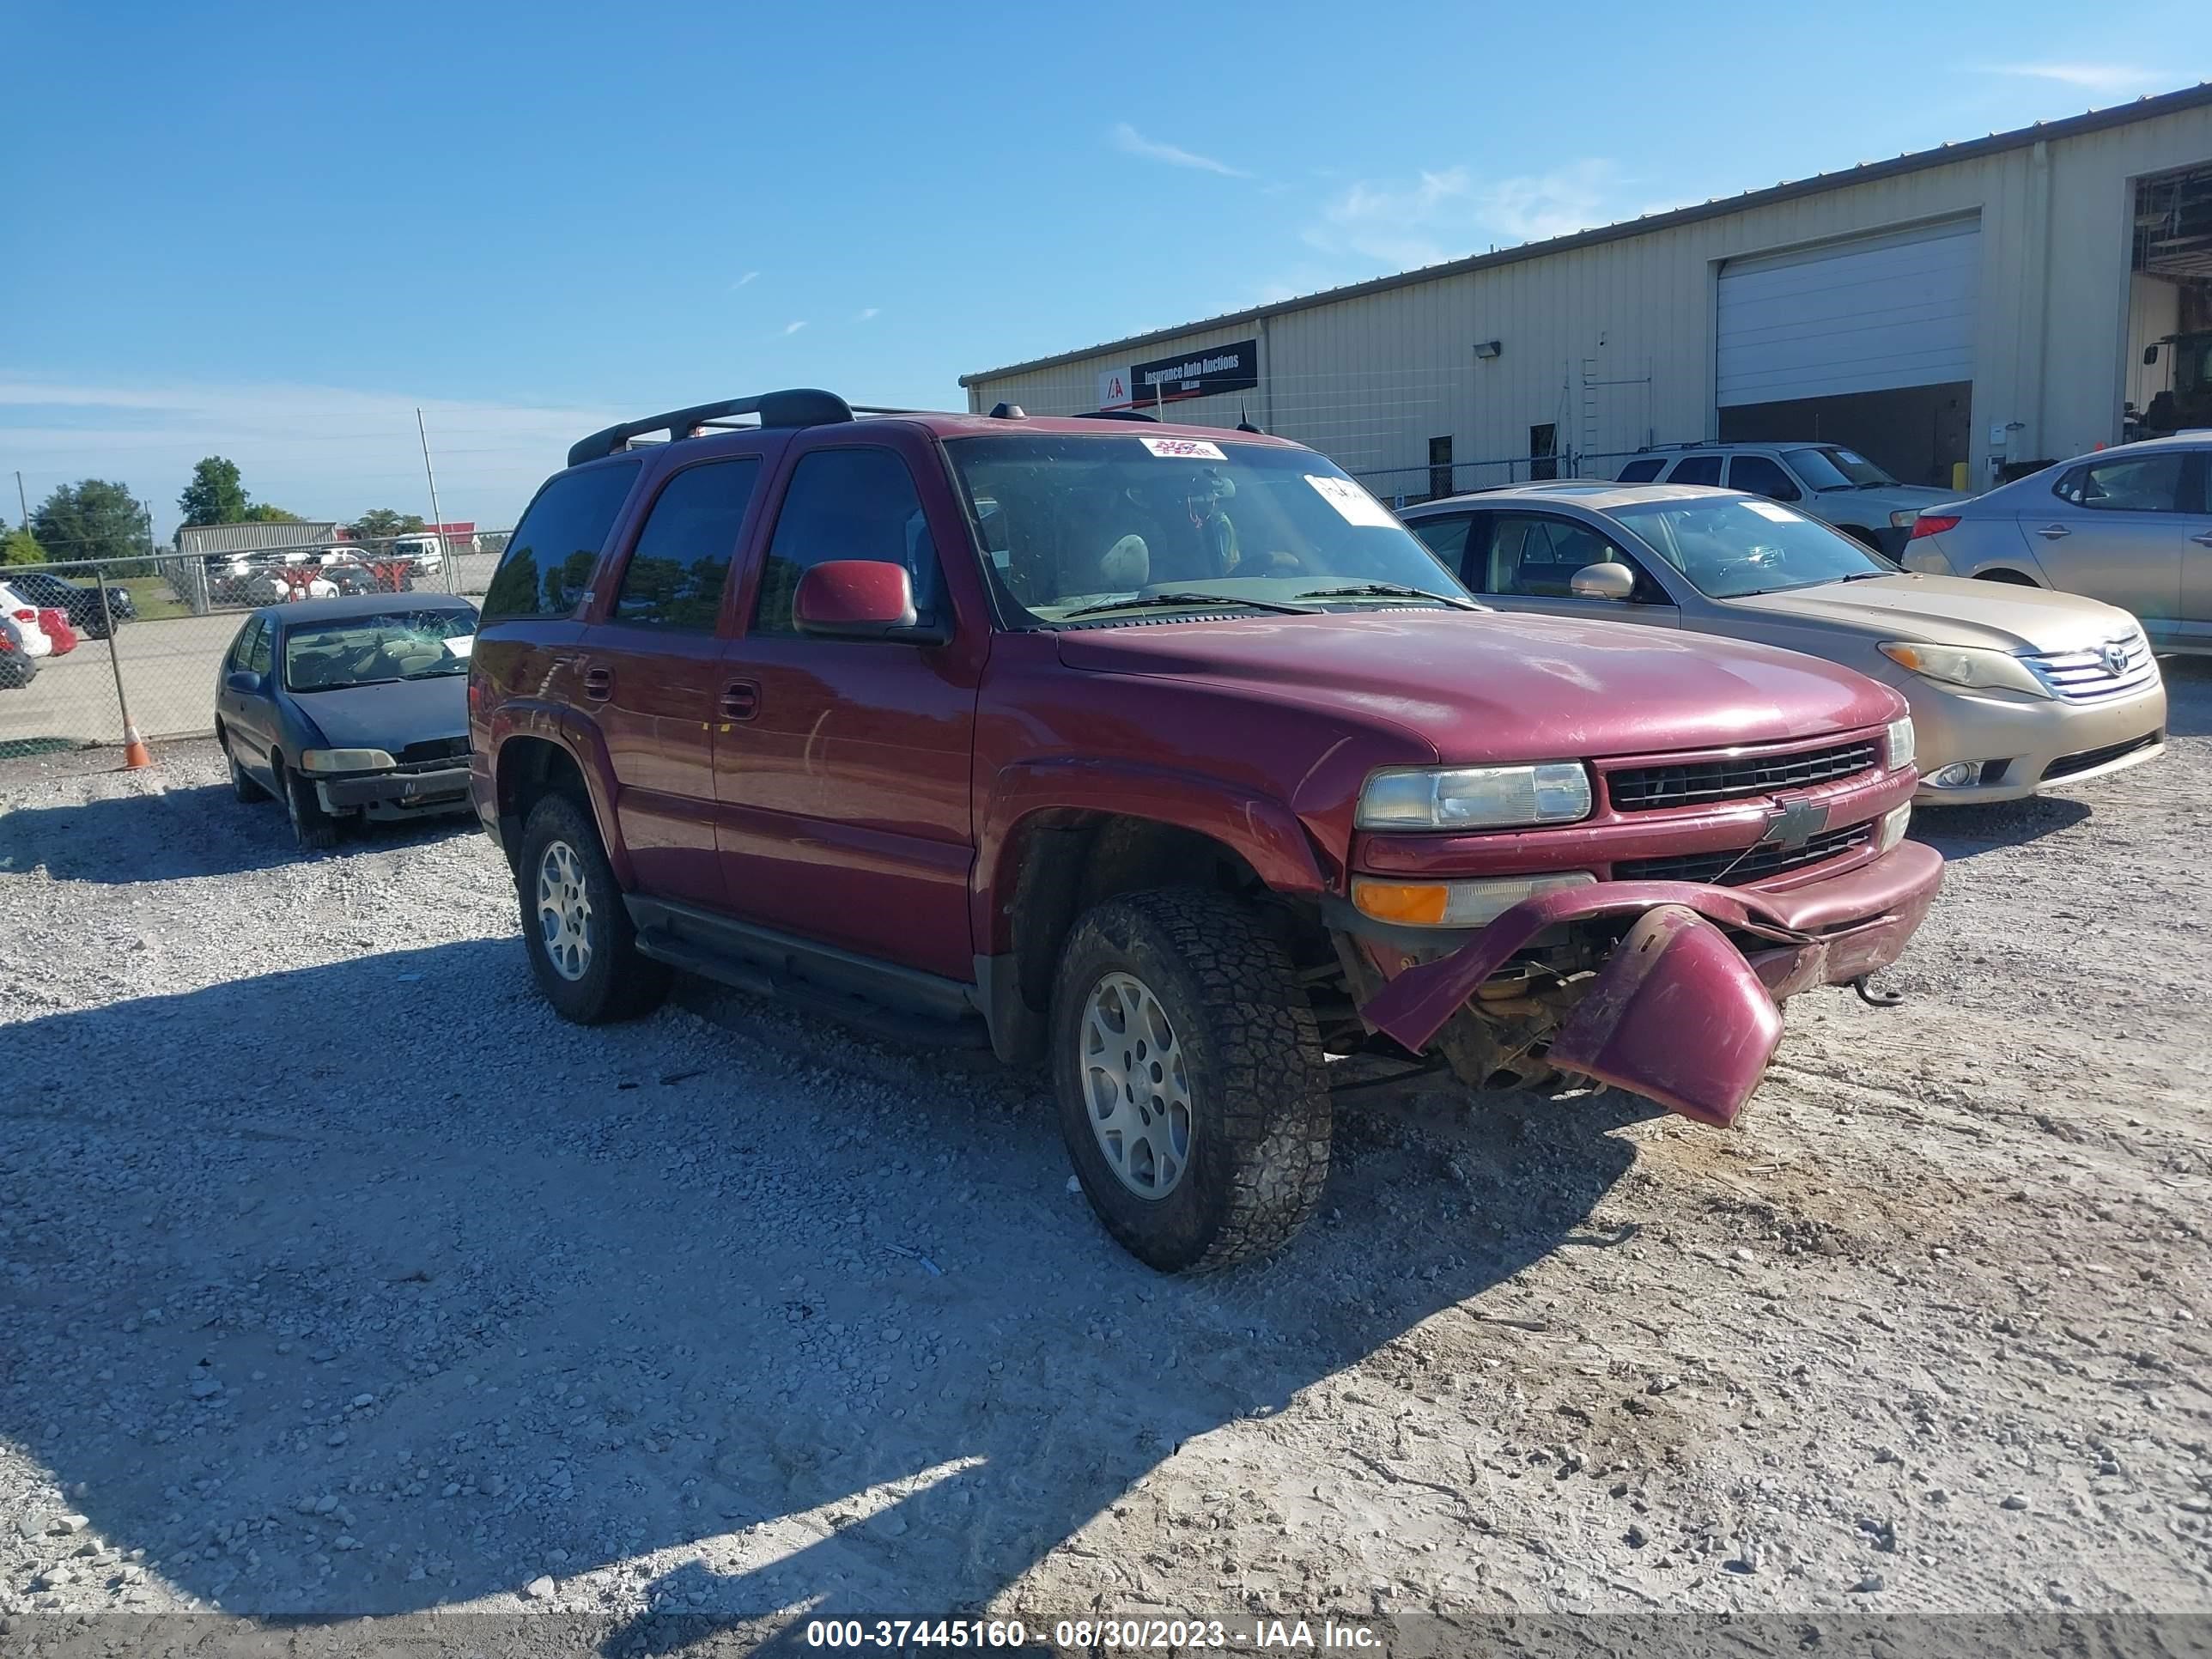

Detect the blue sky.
[{"left": 5, "top": 0, "right": 2209, "bottom": 537}]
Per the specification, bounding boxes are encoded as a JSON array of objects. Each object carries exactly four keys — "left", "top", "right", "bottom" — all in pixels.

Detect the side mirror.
[
  {"left": 226, "top": 670, "right": 264, "bottom": 694},
  {"left": 1570, "top": 562, "right": 1636, "bottom": 602},
  {"left": 793, "top": 559, "right": 933, "bottom": 641}
]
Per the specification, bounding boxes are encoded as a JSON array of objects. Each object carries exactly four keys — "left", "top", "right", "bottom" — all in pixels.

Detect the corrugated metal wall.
[{"left": 965, "top": 102, "right": 2212, "bottom": 495}]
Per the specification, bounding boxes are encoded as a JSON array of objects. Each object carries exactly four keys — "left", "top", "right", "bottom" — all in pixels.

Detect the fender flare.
[
  {"left": 486, "top": 702, "right": 634, "bottom": 889},
  {"left": 973, "top": 757, "right": 1336, "bottom": 956}
]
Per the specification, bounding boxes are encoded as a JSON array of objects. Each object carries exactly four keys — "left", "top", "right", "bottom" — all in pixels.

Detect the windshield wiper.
[
  {"left": 1057, "top": 592, "right": 1319, "bottom": 620},
  {"left": 1835, "top": 568, "right": 1893, "bottom": 582},
  {"left": 1292, "top": 582, "right": 1480, "bottom": 611},
  {"left": 296, "top": 678, "right": 400, "bottom": 693}
]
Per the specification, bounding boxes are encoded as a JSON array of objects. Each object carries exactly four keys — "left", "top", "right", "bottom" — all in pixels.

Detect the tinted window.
[
  {"left": 2054, "top": 453, "right": 2185, "bottom": 513},
  {"left": 1668, "top": 455, "right": 1724, "bottom": 487},
  {"left": 613, "top": 459, "right": 762, "bottom": 629},
  {"left": 1474, "top": 515, "right": 1632, "bottom": 599},
  {"left": 1729, "top": 454, "right": 1802, "bottom": 501},
  {"left": 1615, "top": 458, "right": 1666, "bottom": 483},
  {"left": 1408, "top": 514, "right": 1476, "bottom": 569},
  {"left": 243, "top": 617, "right": 274, "bottom": 676},
  {"left": 755, "top": 449, "right": 944, "bottom": 635},
  {"left": 483, "top": 459, "right": 641, "bottom": 621}
]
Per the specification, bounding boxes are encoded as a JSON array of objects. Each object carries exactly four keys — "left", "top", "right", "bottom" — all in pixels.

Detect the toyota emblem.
[{"left": 2100, "top": 639, "right": 2128, "bottom": 676}]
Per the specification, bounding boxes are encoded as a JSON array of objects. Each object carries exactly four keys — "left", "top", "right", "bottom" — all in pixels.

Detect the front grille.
[
  {"left": 396, "top": 737, "right": 468, "bottom": 767},
  {"left": 2022, "top": 632, "right": 2158, "bottom": 703},
  {"left": 1615, "top": 820, "right": 1873, "bottom": 886},
  {"left": 2039, "top": 730, "right": 2161, "bottom": 782},
  {"left": 1607, "top": 740, "right": 1878, "bottom": 811}
]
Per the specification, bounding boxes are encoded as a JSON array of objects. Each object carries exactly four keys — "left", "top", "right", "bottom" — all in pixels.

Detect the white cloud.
[
  {"left": 781, "top": 320, "right": 808, "bottom": 336},
  {"left": 1306, "top": 159, "right": 1624, "bottom": 269},
  {"left": 729, "top": 270, "right": 760, "bottom": 289},
  {"left": 1981, "top": 61, "right": 2166, "bottom": 96},
  {"left": 1110, "top": 123, "right": 1247, "bottom": 179},
  {"left": 0, "top": 373, "right": 615, "bottom": 537},
  {"left": 855, "top": 307, "right": 880, "bottom": 322}
]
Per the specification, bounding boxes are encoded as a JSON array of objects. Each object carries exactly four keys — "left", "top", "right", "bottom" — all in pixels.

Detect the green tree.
[
  {"left": 242, "top": 503, "right": 304, "bottom": 523},
  {"left": 178, "top": 456, "right": 248, "bottom": 526},
  {"left": 351, "top": 507, "right": 427, "bottom": 541},
  {"left": 2, "top": 526, "right": 46, "bottom": 567},
  {"left": 32, "top": 480, "right": 148, "bottom": 567}
]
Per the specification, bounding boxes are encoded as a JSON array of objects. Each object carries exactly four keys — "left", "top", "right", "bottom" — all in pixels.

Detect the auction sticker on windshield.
[
  {"left": 1306, "top": 473, "right": 1398, "bottom": 528},
  {"left": 1743, "top": 500, "right": 1802, "bottom": 523},
  {"left": 1139, "top": 436, "right": 1226, "bottom": 460}
]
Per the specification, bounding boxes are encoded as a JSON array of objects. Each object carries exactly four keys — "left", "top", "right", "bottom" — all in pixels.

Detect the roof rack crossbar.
[{"left": 568, "top": 389, "right": 854, "bottom": 467}]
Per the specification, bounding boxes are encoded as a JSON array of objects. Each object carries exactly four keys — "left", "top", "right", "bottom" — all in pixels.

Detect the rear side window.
[
  {"left": 483, "top": 459, "right": 641, "bottom": 621},
  {"left": 1668, "top": 455, "right": 1724, "bottom": 486},
  {"left": 612, "top": 459, "right": 763, "bottom": 629},
  {"left": 1407, "top": 514, "right": 1477, "bottom": 569},
  {"left": 1728, "top": 454, "right": 1802, "bottom": 501},
  {"left": 754, "top": 448, "right": 944, "bottom": 636},
  {"left": 1616, "top": 458, "right": 1666, "bottom": 483},
  {"left": 2053, "top": 454, "right": 2185, "bottom": 513}
]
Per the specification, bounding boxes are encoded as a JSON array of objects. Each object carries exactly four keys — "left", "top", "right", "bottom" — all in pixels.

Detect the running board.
[{"left": 626, "top": 901, "right": 988, "bottom": 1051}]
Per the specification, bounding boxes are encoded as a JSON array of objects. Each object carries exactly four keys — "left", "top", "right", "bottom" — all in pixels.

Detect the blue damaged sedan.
[{"left": 212, "top": 593, "right": 477, "bottom": 848}]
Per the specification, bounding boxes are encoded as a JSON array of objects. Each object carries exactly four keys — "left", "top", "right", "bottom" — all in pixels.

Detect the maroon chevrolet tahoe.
[{"left": 468, "top": 390, "right": 1942, "bottom": 1273}]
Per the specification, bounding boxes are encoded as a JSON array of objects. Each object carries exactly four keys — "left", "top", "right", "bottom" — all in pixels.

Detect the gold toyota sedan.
[{"left": 1401, "top": 482, "right": 2166, "bottom": 805}]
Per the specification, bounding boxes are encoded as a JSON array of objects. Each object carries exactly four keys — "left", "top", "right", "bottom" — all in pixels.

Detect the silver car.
[
  {"left": 1400, "top": 483, "right": 2166, "bottom": 805},
  {"left": 1901, "top": 434, "right": 2211, "bottom": 654}
]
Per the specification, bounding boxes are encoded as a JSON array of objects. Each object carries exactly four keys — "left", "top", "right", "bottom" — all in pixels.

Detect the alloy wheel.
[
  {"left": 1079, "top": 970, "right": 1194, "bottom": 1200},
  {"left": 536, "top": 839, "right": 593, "bottom": 981}
]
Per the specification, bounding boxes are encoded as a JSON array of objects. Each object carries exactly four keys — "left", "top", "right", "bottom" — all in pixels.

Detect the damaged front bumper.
[
  {"left": 315, "top": 763, "right": 474, "bottom": 823},
  {"left": 1345, "top": 841, "right": 1943, "bottom": 1127}
]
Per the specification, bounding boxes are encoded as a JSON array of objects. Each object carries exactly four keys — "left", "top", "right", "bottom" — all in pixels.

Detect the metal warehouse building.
[{"left": 962, "top": 84, "right": 2212, "bottom": 501}]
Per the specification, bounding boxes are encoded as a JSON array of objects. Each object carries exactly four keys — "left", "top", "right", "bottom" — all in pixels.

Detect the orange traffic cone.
[{"left": 122, "top": 722, "right": 152, "bottom": 769}]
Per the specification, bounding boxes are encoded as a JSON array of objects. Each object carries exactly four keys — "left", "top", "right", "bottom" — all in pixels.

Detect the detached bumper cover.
[
  {"left": 317, "top": 764, "right": 472, "bottom": 812},
  {"left": 1358, "top": 841, "right": 1942, "bottom": 1124}
]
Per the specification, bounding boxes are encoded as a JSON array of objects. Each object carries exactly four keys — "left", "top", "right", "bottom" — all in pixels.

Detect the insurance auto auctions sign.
[{"left": 1097, "top": 338, "right": 1259, "bottom": 410}]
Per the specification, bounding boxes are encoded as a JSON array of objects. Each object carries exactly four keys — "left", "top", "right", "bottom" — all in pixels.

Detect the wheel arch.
[
  {"left": 491, "top": 728, "right": 630, "bottom": 884},
  {"left": 1971, "top": 567, "right": 2041, "bottom": 586}
]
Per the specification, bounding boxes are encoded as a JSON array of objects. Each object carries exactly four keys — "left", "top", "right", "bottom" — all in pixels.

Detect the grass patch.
[{"left": 114, "top": 576, "right": 192, "bottom": 622}]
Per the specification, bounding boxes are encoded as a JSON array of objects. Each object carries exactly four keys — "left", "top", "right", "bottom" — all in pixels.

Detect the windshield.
[
  {"left": 1608, "top": 496, "right": 1890, "bottom": 599},
  {"left": 944, "top": 434, "right": 1474, "bottom": 623},
  {"left": 283, "top": 609, "right": 477, "bottom": 691},
  {"left": 1782, "top": 446, "right": 1897, "bottom": 490}
]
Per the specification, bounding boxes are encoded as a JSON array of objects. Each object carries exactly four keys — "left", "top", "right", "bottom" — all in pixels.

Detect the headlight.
[
  {"left": 1883, "top": 716, "right": 1915, "bottom": 775},
  {"left": 1352, "top": 871, "right": 1596, "bottom": 927},
  {"left": 300, "top": 747, "right": 396, "bottom": 773},
  {"left": 1888, "top": 509, "right": 1920, "bottom": 530},
  {"left": 1356, "top": 763, "right": 1592, "bottom": 830},
  {"left": 1878, "top": 641, "right": 2051, "bottom": 699},
  {"left": 1876, "top": 802, "right": 1911, "bottom": 853}
]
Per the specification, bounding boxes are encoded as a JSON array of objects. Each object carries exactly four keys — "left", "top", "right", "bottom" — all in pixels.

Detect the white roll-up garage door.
[{"left": 1716, "top": 218, "right": 1980, "bottom": 407}]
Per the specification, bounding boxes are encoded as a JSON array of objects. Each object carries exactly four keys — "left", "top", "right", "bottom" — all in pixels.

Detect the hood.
[
  {"left": 1720, "top": 574, "right": 2139, "bottom": 654},
  {"left": 288, "top": 675, "right": 467, "bottom": 750},
  {"left": 1054, "top": 610, "right": 1899, "bottom": 763}
]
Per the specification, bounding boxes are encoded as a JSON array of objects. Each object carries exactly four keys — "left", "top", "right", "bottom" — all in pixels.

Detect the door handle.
[
  {"left": 2036, "top": 524, "right": 2072, "bottom": 540},
  {"left": 582, "top": 665, "right": 614, "bottom": 702},
  {"left": 720, "top": 680, "right": 760, "bottom": 721}
]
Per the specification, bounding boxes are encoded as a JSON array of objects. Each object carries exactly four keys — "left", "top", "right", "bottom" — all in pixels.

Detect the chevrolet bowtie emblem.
[{"left": 1760, "top": 799, "right": 1829, "bottom": 851}]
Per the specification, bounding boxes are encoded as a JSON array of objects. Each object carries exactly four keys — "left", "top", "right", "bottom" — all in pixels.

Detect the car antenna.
[{"left": 1237, "top": 403, "right": 1263, "bottom": 435}]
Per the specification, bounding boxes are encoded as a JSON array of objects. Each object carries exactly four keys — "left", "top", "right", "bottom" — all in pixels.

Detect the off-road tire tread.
[
  {"left": 516, "top": 793, "right": 669, "bottom": 1024},
  {"left": 1053, "top": 886, "right": 1331, "bottom": 1273}
]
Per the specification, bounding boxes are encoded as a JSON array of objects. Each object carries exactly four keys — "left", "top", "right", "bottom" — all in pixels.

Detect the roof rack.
[
  {"left": 568, "top": 389, "right": 921, "bottom": 467},
  {"left": 1071, "top": 409, "right": 1160, "bottom": 423}
]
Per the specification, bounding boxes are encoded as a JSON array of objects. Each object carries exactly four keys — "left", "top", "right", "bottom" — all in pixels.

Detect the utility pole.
[
  {"left": 416, "top": 407, "right": 455, "bottom": 593},
  {"left": 14, "top": 471, "right": 26, "bottom": 529}
]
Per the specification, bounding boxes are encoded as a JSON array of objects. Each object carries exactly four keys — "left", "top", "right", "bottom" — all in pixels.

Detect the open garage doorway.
[
  {"left": 2130, "top": 160, "right": 2212, "bottom": 441},
  {"left": 1715, "top": 219, "right": 1978, "bottom": 488}
]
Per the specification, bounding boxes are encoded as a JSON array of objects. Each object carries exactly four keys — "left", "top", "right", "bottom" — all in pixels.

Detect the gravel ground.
[{"left": 1, "top": 663, "right": 2208, "bottom": 1650}]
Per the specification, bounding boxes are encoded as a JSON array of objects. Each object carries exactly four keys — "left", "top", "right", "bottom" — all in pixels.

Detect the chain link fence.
[{"left": 0, "top": 533, "right": 507, "bottom": 761}]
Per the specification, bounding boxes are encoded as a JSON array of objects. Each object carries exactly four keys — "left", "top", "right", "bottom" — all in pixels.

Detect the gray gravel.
[{"left": 1, "top": 659, "right": 2209, "bottom": 1644}]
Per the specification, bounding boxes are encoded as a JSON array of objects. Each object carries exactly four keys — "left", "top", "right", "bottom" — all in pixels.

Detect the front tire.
[
  {"left": 278, "top": 760, "right": 338, "bottom": 849},
  {"left": 515, "top": 793, "right": 669, "bottom": 1024},
  {"left": 1051, "top": 887, "right": 1331, "bottom": 1273}
]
